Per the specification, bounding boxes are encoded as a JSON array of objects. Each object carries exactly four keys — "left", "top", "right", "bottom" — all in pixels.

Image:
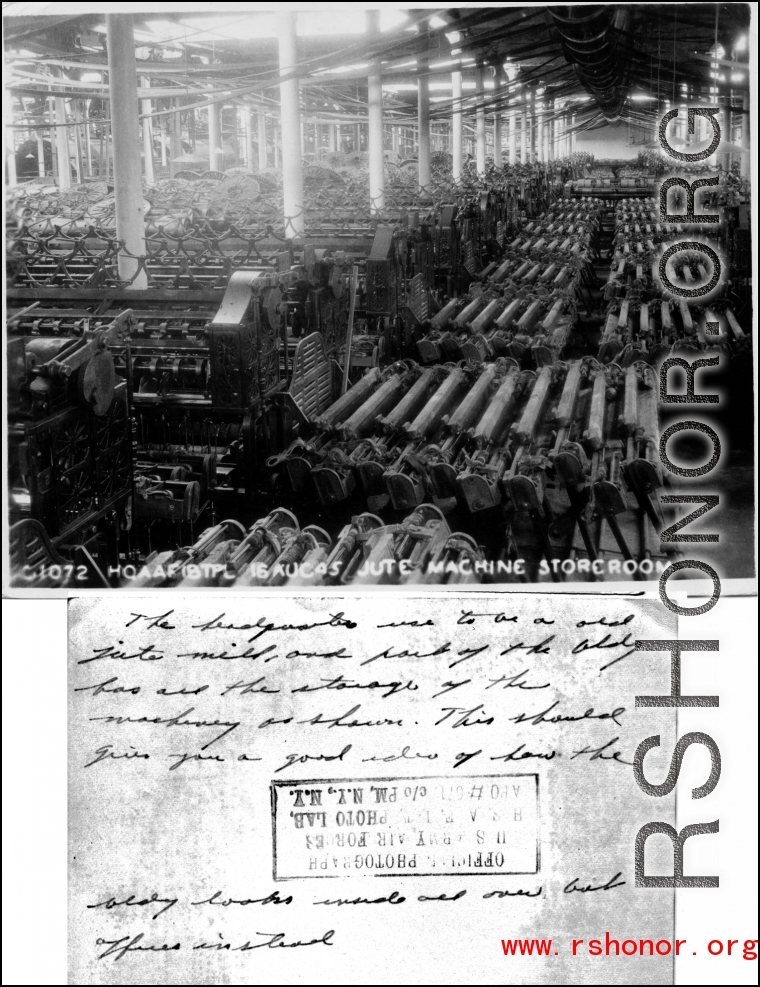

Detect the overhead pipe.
[{"left": 546, "top": 5, "right": 629, "bottom": 120}]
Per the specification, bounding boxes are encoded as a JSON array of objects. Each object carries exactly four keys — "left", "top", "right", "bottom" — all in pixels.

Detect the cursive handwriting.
[
  {"left": 297, "top": 704, "right": 403, "bottom": 729},
  {"left": 74, "top": 677, "right": 141, "bottom": 696},
  {"left": 292, "top": 675, "right": 417, "bottom": 699},
  {"left": 88, "top": 892, "right": 178, "bottom": 919},
  {"left": 84, "top": 745, "right": 150, "bottom": 768},
  {"left": 314, "top": 891, "right": 405, "bottom": 905},
  {"left": 564, "top": 872, "right": 626, "bottom": 893},
  {"left": 490, "top": 744, "right": 557, "bottom": 762},
  {"left": 191, "top": 891, "right": 292, "bottom": 906},
  {"left": 362, "top": 747, "right": 438, "bottom": 763},
  {"left": 96, "top": 934, "right": 180, "bottom": 961},
  {"left": 483, "top": 887, "right": 542, "bottom": 898},
  {"left": 436, "top": 704, "right": 494, "bottom": 727},
  {"left": 193, "top": 930, "right": 335, "bottom": 951},
  {"left": 80, "top": 643, "right": 163, "bottom": 664},
  {"left": 377, "top": 619, "right": 434, "bottom": 628},
  {"left": 276, "top": 745, "right": 353, "bottom": 774},
  {"left": 89, "top": 707, "right": 240, "bottom": 749},
  {"left": 510, "top": 702, "right": 625, "bottom": 727},
  {"left": 458, "top": 611, "right": 518, "bottom": 625},
  {"left": 485, "top": 669, "right": 551, "bottom": 691},
  {"left": 570, "top": 737, "right": 633, "bottom": 765},
  {"left": 418, "top": 890, "right": 468, "bottom": 901},
  {"left": 192, "top": 612, "right": 356, "bottom": 641},
  {"left": 125, "top": 611, "right": 176, "bottom": 630}
]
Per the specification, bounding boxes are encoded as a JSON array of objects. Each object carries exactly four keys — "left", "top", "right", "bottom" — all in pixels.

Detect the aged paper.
[{"left": 69, "top": 593, "right": 678, "bottom": 985}]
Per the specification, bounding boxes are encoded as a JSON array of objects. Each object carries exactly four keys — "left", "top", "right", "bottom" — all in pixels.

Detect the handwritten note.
[{"left": 69, "top": 594, "right": 677, "bottom": 985}]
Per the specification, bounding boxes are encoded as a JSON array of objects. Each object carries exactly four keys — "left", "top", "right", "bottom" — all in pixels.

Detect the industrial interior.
[{"left": 4, "top": 4, "right": 753, "bottom": 588}]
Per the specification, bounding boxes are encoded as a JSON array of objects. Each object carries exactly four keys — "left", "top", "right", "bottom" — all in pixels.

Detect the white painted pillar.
[
  {"left": 509, "top": 102, "right": 517, "bottom": 165},
  {"left": 4, "top": 82, "right": 16, "bottom": 186},
  {"left": 159, "top": 119, "right": 167, "bottom": 167},
  {"left": 452, "top": 65, "right": 463, "bottom": 182},
  {"left": 277, "top": 10, "right": 304, "bottom": 235},
  {"left": 258, "top": 109, "right": 267, "bottom": 170},
  {"left": 418, "top": 41, "right": 431, "bottom": 193},
  {"left": 366, "top": 9, "right": 385, "bottom": 213},
  {"left": 521, "top": 106, "right": 528, "bottom": 164},
  {"left": 242, "top": 106, "right": 250, "bottom": 168},
  {"left": 53, "top": 69, "right": 71, "bottom": 188},
  {"left": 83, "top": 104, "right": 92, "bottom": 177},
  {"left": 475, "top": 64, "right": 486, "bottom": 174},
  {"left": 37, "top": 131, "right": 45, "bottom": 177},
  {"left": 208, "top": 99, "right": 221, "bottom": 171},
  {"left": 140, "top": 76, "right": 154, "bottom": 182},
  {"left": 169, "top": 98, "right": 181, "bottom": 177},
  {"left": 106, "top": 13, "right": 147, "bottom": 288},
  {"left": 740, "top": 91, "right": 750, "bottom": 179},
  {"left": 529, "top": 114, "right": 536, "bottom": 164},
  {"left": 493, "top": 75, "right": 502, "bottom": 167}
]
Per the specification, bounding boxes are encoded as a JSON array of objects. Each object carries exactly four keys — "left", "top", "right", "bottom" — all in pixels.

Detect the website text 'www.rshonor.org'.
[{"left": 500, "top": 936, "right": 758, "bottom": 959}]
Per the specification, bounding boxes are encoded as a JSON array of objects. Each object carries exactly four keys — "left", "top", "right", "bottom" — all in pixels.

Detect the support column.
[
  {"left": 677, "top": 98, "right": 687, "bottom": 148},
  {"left": 277, "top": 10, "right": 304, "bottom": 235},
  {"left": 327, "top": 122, "right": 337, "bottom": 154},
  {"left": 740, "top": 91, "right": 750, "bottom": 179},
  {"left": 245, "top": 106, "right": 254, "bottom": 169},
  {"left": 159, "top": 117, "right": 167, "bottom": 167},
  {"left": 239, "top": 107, "right": 247, "bottom": 167},
  {"left": 208, "top": 99, "right": 221, "bottom": 171},
  {"left": 529, "top": 113, "right": 535, "bottom": 164},
  {"left": 71, "top": 103, "right": 84, "bottom": 182},
  {"left": 169, "top": 98, "right": 182, "bottom": 177},
  {"left": 140, "top": 77, "right": 154, "bottom": 182},
  {"left": 509, "top": 102, "right": 517, "bottom": 165},
  {"left": 719, "top": 96, "right": 730, "bottom": 173},
  {"left": 106, "top": 14, "right": 147, "bottom": 288},
  {"left": 49, "top": 98, "right": 58, "bottom": 180},
  {"left": 417, "top": 33, "right": 431, "bottom": 193},
  {"left": 452, "top": 62, "right": 463, "bottom": 182},
  {"left": 53, "top": 69, "right": 71, "bottom": 188},
  {"left": 475, "top": 64, "right": 486, "bottom": 174},
  {"left": 4, "top": 82, "right": 16, "bottom": 186},
  {"left": 521, "top": 106, "right": 528, "bottom": 163},
  {"left": 37, "top": 131, "right": 46, "bottom": 177},
  {"left": 258, "top": 109, "right": 267, "bottom": 170},
  {"left": 84, "top": 103, "right": 92, "bottom": 177},
  {"left": 366, "top": 10, "right": 385, "bottom": 214},
  {"left": 536, "top": 103, "right": 544, "bottom": 163},
  {"left": 493, "top": 75, "right": 502, "bottom": 167}
]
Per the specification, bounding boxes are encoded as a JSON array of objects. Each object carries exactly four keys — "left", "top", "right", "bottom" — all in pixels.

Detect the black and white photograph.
[
  {"left": 3, "top": 2, "right": 755, "bottom": 593},
  {"left": 1, "top": 6, "right": 757, "bottom": 986}
]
